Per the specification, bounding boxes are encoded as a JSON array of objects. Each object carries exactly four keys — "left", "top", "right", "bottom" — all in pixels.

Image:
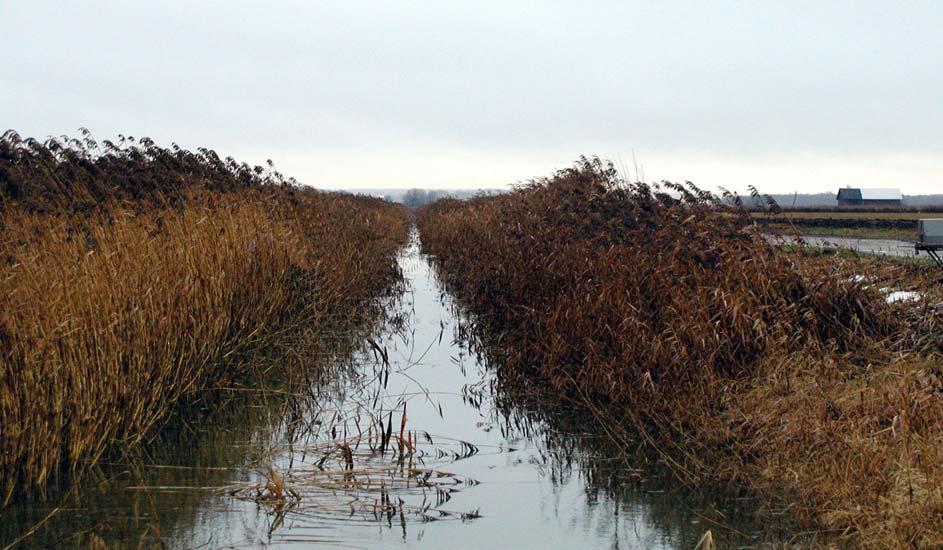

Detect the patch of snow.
[{"left": 885, "top": 290, "right": 921, "bottom": 304}]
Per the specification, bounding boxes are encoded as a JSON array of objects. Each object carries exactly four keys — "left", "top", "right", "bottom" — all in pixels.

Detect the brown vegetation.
[
  {"left": 0, "top": 131, "right": 409, "bottom": 504},
  {"left": 417, "top": 157, "right": 943, "bottom": 547}
]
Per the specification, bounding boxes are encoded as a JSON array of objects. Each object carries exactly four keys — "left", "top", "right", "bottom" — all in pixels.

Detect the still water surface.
[{"left": 1, "top": 235, "right": 800, "bottom": 548}]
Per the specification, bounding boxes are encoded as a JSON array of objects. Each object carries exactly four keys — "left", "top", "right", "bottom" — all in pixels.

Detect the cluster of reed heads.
[
  {"left": 0, "top": 130, "right": 409, "bottom": 505},
  {"left": 418, "top": 157, "right": 943, "bottom": 546}
]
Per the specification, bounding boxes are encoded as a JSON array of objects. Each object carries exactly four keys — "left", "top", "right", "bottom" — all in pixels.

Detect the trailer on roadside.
[{"left": 916, "top": 219, "right": 943, "bottom": 269}]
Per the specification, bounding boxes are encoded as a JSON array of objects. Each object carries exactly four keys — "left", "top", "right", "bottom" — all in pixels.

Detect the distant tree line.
[{"left": 401, "top": 188, "right": 445, "bottom": 207}]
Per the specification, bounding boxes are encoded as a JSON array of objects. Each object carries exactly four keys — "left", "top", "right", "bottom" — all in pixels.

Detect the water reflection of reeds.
[
  {"left": 0, "top": 286, "right": 404, "bottom": 548},
  {"left": 449, "top": 278, "right": 813, "bottom": 548}
]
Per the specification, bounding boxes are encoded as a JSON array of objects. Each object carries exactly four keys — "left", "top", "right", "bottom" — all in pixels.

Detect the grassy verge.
[
  {"left": 764, "top": 223, "right": 915, "bottom": 240},
  {"left": 0, "top": 131, "right": 409, "bottom": 504},
  {"left": 751, "top": 209, "right": 942, "bottom": 241},
  {"left": 417, "top": 158, "right": 943, "bottom": 547},
  {"left": 752, "top": 210, "right": 935, "bottom": 221}
]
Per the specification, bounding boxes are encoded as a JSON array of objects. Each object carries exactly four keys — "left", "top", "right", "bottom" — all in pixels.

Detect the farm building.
[{"left": 836, "top": 187, "right": 902, "bottom": 207}]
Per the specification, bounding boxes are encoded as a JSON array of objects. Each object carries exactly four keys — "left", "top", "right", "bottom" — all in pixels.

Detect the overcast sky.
[{"left": 2, "top": 1, "right": 941, "bottom": 194}]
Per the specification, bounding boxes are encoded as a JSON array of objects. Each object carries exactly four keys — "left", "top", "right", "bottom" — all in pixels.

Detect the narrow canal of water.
[{"left": 1, "top": 233, "right": 801, "bottom": 548}]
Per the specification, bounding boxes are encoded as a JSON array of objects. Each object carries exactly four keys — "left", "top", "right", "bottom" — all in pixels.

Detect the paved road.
[{"left": 769, "top": 234, "right": 922, "bottom": 259}]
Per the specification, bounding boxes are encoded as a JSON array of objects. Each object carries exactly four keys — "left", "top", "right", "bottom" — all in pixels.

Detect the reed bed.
[
  {"left": 417, "top": 157, "right": 943, "bottom": 547},
  {"left": 0, "top": 131, "right": 409, "bottom": 504}
]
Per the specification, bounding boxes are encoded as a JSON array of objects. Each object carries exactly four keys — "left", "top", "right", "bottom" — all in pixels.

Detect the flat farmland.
[
  {"left": 752, "top": 209, "right": 943, "bottom": 239},
  {"left": 752, "top": 210, "right": 932, "bottom": 221}
]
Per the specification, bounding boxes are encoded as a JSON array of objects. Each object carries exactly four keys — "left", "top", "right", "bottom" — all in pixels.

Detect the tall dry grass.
[
  {"left": 0, "top": 131, "right": 409, "bottom": 504},
  {"left": 418, "top": 157, "right": 943, "bottom": 546},
  {"left": 420, "top": 157, "right": 895, "bottom": 394}
]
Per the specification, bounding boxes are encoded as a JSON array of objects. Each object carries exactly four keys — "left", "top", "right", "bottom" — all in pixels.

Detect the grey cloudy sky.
[{"left": 2, "top": 1, "right": 941, "bottom": 193}]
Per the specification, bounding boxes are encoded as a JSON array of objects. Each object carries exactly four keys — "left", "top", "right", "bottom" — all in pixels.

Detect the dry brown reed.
[
  {"left": 0, "top": 131, "right": 409, "bottom": 505},
  {"left": 417, "top": 157, "right": 943, "bottom": 547},
  {"left": 419, "top": 157, "right": 896, "bottom": 397}
]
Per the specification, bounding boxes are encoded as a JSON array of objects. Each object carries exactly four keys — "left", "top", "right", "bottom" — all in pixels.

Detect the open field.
[
  {"left": 751, "top": 209, "right": 941, "bottom": 240},
  {"left": 0, "top": 131, "right": 410, "bottom": 504},
  {"left": 418, "top": 158, "right": 943, "bottom": 547},
  {"left": 766, "top": 224, "right": 914, "bottom": 239},
  {"left": 754, "top": 210, "right": 938, "bottom": 220}
]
